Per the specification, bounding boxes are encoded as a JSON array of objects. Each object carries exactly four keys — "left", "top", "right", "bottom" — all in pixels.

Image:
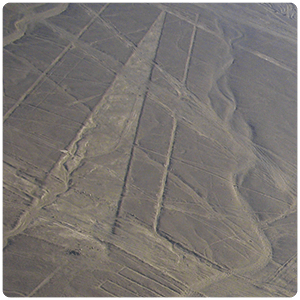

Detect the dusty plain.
[{"left": 3, "top": 3, "right": 297, "bottom": 297}]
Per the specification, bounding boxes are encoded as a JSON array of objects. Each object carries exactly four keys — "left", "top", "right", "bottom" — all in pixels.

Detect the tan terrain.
[{"left": 3, "top": 3, "right": 296, "bottom": 297}]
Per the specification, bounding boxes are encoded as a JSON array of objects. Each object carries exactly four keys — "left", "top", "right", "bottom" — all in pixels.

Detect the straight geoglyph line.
[{"left": 3, "top": 4, "right": 109, "bottom": 123}]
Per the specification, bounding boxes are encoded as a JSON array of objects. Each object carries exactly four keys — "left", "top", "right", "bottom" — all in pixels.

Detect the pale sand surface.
[{"left": 3, "top": 3, "right": 296, "bottom": 297}]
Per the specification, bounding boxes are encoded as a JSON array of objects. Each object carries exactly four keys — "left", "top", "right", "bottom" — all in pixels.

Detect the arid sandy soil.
[{"left": 3, "top": 3, "right": 296, "bottom": 297}]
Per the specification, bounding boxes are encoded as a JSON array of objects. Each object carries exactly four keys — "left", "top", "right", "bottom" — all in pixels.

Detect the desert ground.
[{"left": 3, "top": 3, "right": 297, "bottom": 297}]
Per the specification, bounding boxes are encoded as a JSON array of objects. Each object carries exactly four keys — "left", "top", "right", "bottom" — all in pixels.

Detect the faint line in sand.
[
  {"left": 268, "top": 254, "right": 296, "bottom": 282},
  {"left": 117, "top": 271, "right": 163, "bottom": 296},
  {"left": 182, "top": 14, "right": 199, "bottom": 84},
  {"left": 119, "top": 265, "right": 181, "bottom": 295},
  {"left": 3, "top": 4, "right": 109, "bottom": 123},
  {"left": 27, "top": 264, "right": 65, "bottom": 297},
  {"left": 82, "top": 3, "right": 136, "bottom": 49},
  {"left": 238, "top": 45, "right": 296, "bottom": 74},
  {"left": 154, "top": 4, "right": 221, "bottom": 39},
  {"left": 3, "top": 4, "right": 69, "bottom": 47},
  {"left": 111, "top": 92, "right": 148, "bottom": 234},
  {"left": 111, "top": 11, "right": 167, "bottom": 234},
  {"left": 153, "top": 116, "right": 177, "bottom": 232}
]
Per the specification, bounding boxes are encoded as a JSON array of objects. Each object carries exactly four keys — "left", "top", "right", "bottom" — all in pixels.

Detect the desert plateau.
[{"left": 3, "top": 3, "right": 297, "bottom": 297}]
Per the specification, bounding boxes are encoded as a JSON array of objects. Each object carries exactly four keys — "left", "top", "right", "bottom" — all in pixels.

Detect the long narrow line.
[
  {"left": 3, "top": 44, "right": 72, "bottom": 123},
  {"left": 112, "top": 12, "right": 167, "bottom": 234},
  {"left": 158, "top": 230, "right": 230, "bottom": 273},
  {"left": 111, "top": 89, "right": 149, "bottom": 234},
  {"left": 154, "top": 4, "right": 219, "bottom": 38},
  {"left": 3, "top": 11, "right": 167, "bottom": 245},
  {"left": 3, "top": 4, "right": 112, "bottom": 245},
  {"left": 153, "top": 116, "right": 177, "bottom": 233},
  {"left": 182, "top": 14, "right": 199, "bottom": 84},
  {"left": 117, "top": 272, "right": 164, "bottom": 296},
  {"left": 268, "top": 253, "right": 296, "bottom": 282},
  {"left": 27, "top": 264, "right": 64, "bottom": 296},
  {"left": 3, "top": 3, "right": 109, "bottom": 123},
  {"left": 81, "top": 3, "right": 136, "bottom": 49},
  {"left": 3, "top": 4, "right": 69, "bottom": 47}
]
